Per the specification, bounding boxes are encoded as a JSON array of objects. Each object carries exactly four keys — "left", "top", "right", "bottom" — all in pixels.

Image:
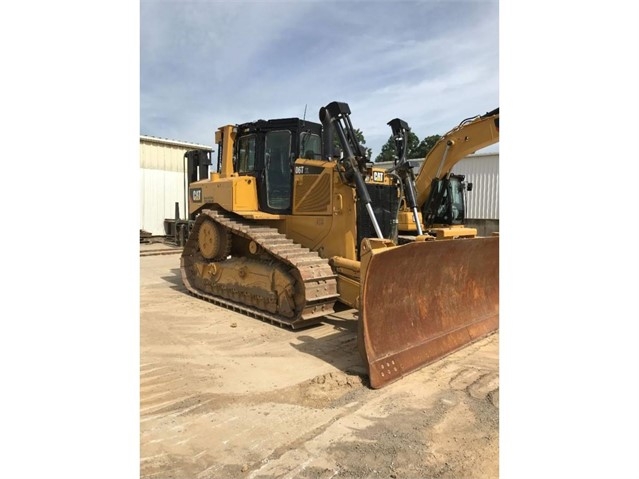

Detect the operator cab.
[
  {"left": 423, "top": 174, "right": 472, "bottom": 227},
  {"left": 234, "top": 118, "right": 323, "bottom": 214}
]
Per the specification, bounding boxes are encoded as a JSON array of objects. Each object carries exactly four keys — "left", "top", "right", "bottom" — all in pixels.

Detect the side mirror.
[{"left": 467, "top": 182, "right": 473, "bottom": 192}]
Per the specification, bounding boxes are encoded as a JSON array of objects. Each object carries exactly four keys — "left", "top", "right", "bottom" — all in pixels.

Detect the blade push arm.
[
  {"left": 320, "top": 101, "right": 384, "bottom": 239},
  {"left": 386, "top": 118, "right": 423, "bottom": 235}
]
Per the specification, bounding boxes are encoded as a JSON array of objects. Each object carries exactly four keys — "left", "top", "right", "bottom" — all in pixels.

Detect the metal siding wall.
[
  {"left": 140, "top": 169, "right": 187, "bottom": 235},
  {"left": 140, "top": 141, "right": 187, "bottom": 172},
  {"left": 453, "top": 154, "right": 499, "bottom": 220},
  {"left": 140, "top": 139, "right": 209, "bottom": 235}
]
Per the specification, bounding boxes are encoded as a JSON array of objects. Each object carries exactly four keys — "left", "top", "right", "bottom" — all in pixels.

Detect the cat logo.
[
  {"left": 372, "top": 171, "right": 385, "bottom": 183},
  {"left": 191, "top": 188, "right": 202, "bottom": 203}
]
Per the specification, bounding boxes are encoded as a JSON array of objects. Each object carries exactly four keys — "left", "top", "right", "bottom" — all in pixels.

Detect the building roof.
[{"left": 140, "top": 134, "right": 214, "bottom": 151}]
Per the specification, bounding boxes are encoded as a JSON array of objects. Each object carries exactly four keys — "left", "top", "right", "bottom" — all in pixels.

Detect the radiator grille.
[{"left": 357, "top": 183, "right": 400, "bottom": 258}]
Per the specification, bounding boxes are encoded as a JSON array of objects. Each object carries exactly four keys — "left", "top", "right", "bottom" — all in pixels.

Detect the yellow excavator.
[
  {"left": 180, "top": 101, "right": 498, "bottom": 388},
  {"left": 384, "top": 108, "right": 499, "bottom": 240}
]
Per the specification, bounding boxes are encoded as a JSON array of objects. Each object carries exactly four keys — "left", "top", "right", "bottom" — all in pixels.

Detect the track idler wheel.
[{"left": 197, "top": 219, "right": 231, "bottom": 260}]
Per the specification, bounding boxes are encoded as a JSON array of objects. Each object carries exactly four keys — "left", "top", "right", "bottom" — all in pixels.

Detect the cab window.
[
  {"left": 300, "top": 132, "right": 322, "bottom": 159},
  {"left": 237, "top": 135, "right": 256, "bottom": 173}
]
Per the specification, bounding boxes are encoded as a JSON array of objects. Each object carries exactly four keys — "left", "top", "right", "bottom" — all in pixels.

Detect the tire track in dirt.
[
  {"left": 141, "top": 371, "right": 368, "bottom": 479},
  {"left": 237, "top": 336, "right": 499, "bottom": 479},
  {"left": 141, "top": 253, "right": 499, "bottom": 479}
]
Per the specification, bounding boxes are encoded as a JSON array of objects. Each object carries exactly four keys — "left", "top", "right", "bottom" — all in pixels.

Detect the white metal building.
[
  {"left": 140, "top": 135, "right": 214, "bottom": 236},
  {"left": 447, "top": 152, "right": 499, "bottom": 220}
]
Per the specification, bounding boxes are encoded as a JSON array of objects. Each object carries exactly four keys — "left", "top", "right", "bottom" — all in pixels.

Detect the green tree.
[
  {"left": 374, "top": 139, "right": 395, "bottom": 163},
  {"left": 374, "top": 131, "right": 420, "bottom": 163},
  {"left": 374, "top": 133, "right": 442, "bottom": 162},
  {"left": 411, "top": 134, "right": 441, "bottom": 159},
  {"left": 332, "top": 128, "right": 372, "bottom": 160}
]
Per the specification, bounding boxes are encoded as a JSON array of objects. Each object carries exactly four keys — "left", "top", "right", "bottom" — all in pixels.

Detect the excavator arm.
[{"left": 414, "top": 108, "right": 499, "bottom": 207}]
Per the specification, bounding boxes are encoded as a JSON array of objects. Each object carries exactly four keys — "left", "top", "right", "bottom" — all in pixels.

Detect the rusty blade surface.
[{"left": 358, "top": 236, "right": 499, "bottom": 388}]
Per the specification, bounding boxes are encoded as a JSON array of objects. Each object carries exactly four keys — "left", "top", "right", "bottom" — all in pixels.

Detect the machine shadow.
[
  {"left": 289, "top": 310, "right": 368, "bottom": 378},
  {"left": 162, "top": 268, "right": 188, "bottom": 291},
  {"left": 283, "top": 301, "right": 370, "bottom": 379}
]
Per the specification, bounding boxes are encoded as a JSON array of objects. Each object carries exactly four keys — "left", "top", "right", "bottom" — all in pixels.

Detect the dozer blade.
[{"left": 358, "top": 236, "right": 499, "bottom": 388}]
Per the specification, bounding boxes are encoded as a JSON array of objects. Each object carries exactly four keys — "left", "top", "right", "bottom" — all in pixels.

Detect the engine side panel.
[{"left": 188, "top": 176, "right": 260, "bottom": 216}]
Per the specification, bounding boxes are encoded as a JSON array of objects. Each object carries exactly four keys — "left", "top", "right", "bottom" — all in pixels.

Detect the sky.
[{"left": 140, "top": 0, "right": 499, "bottom": 159}]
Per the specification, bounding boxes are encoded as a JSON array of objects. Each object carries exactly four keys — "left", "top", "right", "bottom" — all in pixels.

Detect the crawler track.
[{"left": 180, "top": 209, "right": 339, "bottom": 329}]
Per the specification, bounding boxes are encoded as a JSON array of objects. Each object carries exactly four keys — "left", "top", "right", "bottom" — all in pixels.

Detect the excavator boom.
[{"left": 414, "top": 108, "right": 499, "bottom": 207}]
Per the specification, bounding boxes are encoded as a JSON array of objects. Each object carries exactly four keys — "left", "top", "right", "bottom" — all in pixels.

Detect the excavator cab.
[{"left": 423, "top": 174, "right": 471, "bottom": 227}]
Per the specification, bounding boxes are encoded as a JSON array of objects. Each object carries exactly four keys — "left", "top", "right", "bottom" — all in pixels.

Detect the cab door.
[{"left": 263, "top": 129, "right": 292, "bottom": 212}]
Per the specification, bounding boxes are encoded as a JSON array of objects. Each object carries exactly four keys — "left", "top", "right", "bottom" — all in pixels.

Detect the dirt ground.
[{"left": 140, "top": 244, "right": 499, "bottom": 479}]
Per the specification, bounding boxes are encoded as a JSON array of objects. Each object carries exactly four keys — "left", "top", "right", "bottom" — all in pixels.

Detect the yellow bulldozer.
[{"left": 180, "top": 101, "right": 499, "bottom": 388}]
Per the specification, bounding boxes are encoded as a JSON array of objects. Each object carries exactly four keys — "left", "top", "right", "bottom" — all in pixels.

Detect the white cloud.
[{"left": 141, "top": 0, "right": 498, "bottom": 157}]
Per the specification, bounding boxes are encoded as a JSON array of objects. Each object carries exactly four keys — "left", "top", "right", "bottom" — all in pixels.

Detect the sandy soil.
[{"left": 140, "top": 249, "right": 499, "bottom": 479}]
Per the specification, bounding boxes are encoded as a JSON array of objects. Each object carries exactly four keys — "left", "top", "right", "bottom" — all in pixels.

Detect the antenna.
[{"left": 303, "top": 104, "right": 307, "bottom": 122}]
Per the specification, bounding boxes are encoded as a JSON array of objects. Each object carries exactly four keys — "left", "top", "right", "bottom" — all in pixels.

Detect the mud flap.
[{"left": 358, "top": 236, "right": 499, "bottom": 388}]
